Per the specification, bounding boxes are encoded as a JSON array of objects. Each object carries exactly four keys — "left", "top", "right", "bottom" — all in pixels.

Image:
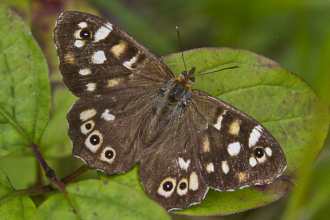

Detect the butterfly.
[{"left": 53, "top": 11, "right": 287, "bottom": 211}]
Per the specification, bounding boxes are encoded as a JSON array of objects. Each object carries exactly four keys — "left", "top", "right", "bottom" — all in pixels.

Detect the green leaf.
[
  {"left": 0, "top": 170, "right": 36, "bottom": 219},
  {"left": 101, "top": 48, "right": 329, "bottom": 216},
  {"left": 0, "top": 2, "right": 50, "bottom": 156},
  {"left": 35, "top": 180, "right": 170, "bottom": 220},
  {"left": 39, "top": 88, "right": 77, "bottom": 158}
]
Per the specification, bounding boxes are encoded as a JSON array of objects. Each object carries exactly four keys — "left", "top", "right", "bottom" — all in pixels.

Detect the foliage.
[{"left": 0, "top": 0, "right": 329, "bottom": 219}]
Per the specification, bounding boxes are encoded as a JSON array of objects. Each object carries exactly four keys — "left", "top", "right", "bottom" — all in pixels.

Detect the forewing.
[
  {"left": 54, "top": 11, "right": 174, "bottom": 99},
  {"left": 190, "top": 90, "right": 287, "bottom": 191}
]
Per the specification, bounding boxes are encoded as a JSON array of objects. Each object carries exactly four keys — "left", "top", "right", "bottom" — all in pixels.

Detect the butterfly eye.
[
  {"left": 177, "top": 178, "right": 188, "bottom": 196},
  {"left": 163, "top": 181, "right": 173, "bottom": 191},
  {"left": 157, "top": 178, "right": 176, "bottom": 197},
  {"left": 85, "top": 130, "right": 103, "bottom": 153},
  {"left": 253, "top": 147, "right": 267, "bottom": 163},
  {"left": 80, "top": 120, "right": 95, "bottom": 134},
  {"left": 254, "top": 147, "right": 264, "bottom": 158},
  {"left": 90, "top": 135, "right": 100, "bottom": 145},
  {"left": 100, "top": 147, "right": 116, "bottom": 164},
  {"left": 80, "top": 29, "right": 92, "bottom": 39}
]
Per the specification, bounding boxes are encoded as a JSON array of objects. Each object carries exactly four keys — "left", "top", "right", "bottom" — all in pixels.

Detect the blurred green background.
[{"left": 0, "top": 0, "right": 330, "bottom": 219}]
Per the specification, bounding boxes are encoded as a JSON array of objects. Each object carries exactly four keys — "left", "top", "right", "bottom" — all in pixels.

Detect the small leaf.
[
  {"left": 0, "top": 170, "right": 36, "bottom": 219},
  {"left": 35, "top": 180, "right": 170, "bottom": 220},
  {"left": 0, "top": 2, "right": 50, "bottom": 156}
]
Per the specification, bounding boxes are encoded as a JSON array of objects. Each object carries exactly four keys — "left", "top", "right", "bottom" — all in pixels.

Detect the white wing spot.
[
  {"left": 178, "top": 158, "right": 190, "bottom": 171},
  {"left": 79, "top": 68, "right": 91, "bottom": 76},
  {"left": 101, "top": 109, "right": 115, "bottom": 121},
  {"left": 265, "top": 147, "right": 272, "bottom": 157},
  {"left": 189, "top": 172, "right": 199, "bottom": 191},
  {"left": 249, "top": 125, "right": 262, "bottom": 148},
  {"left": 105, "top": 22, "right": 112, "bottom": 30},
  {"left": 94, "top": 26, "right": 112, "bottom": 42},
  {"left": 80, "top": 109, "right": 97, "bottom": 121},
  {"left": 213, "top": 110, "right": 226, "bottom": 130},
  {"left": 157, "top": 177, "right": 176, "bottom": 198},
  {"left": 74, "top": 40, "right": 85, "bottom": 48},
  {"left": 86, "top": 83, "right": 96, "bottom": 92},
  {"left": 206, "top": 163, "right": 214, "bottom": 173},
  {"left": 222, "top": 161, "right": 229, "bottom": 174},
  {"left": 227, "top": 142, "right": 241, "bottom": 156},
  {"left": 78, "top": 22, "right": 88, "bottom": 28},
  {"left": 249, "top": 157, "right": 257, "bottom": 167},
  {"left": 92, "top": 50, "right": 106, "bottom": 64},
  {"left": 123, "top": 55, "right": 138, "bottom": 70}
]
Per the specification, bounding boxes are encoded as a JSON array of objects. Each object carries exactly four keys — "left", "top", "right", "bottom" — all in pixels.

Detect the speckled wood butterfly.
[{"left": 53, "top": 11, "right": 287, "bottom": 211}]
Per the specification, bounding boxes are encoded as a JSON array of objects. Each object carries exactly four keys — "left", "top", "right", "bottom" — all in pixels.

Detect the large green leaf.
[
  {"left": 0, "top": 170, "right": 36, "bottom": 219},
  {"left": 0, "top": 1, "right": 50, "bottom": 156},
  {"left": 35, "top": 180, "right": 170, "bottom": 220},
  {"left": 100, "top": 48, "right": 329, "bottom": 216}
]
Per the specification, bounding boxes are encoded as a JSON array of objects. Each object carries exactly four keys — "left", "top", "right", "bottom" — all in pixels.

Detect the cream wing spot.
[
  {"left": 123, "top": 55, "right": 138, "bottom": 70},
  {"left": 93, "top": 26, "right": 112, "bottom": 42},
  {"left": 265, "top": 147, "right": 272, "bottom": 157},
  {"left": 203, "top": 136, "right": 210, "bottom": 152},
  {"left": 92, "top": 50, "right": 106, "bottom": 64},
  {"left": 189, "top": 172, "right": 199, "bottom": 191},
  {"left": 79, "top": 68, "right": 91, "bottom": 76},
  {"left": 78, "top": 22, "right": 88, "bottom": 28},
  {"left": 229, "top": 119, "right": 241, "bottom": 136},
  {"left": 237, "top": 172, "right": 248, "bottom": 183},
  {"left": 101, "top": 109, "right": 115, "bottom": 121},
  {"left": 206, "top": 163, "right": 214, "bottom": 173},
  {"left": 249, "top": 157, "right": 257, "bottom": 167},
  {"left": 86, "top": 83, "right": 96, "bottom": 92},
  {"left": 80, "top": 109, "right": 97, "bottom": 121},
  {"left": 80, "top": 120, "right": 95, "bottom": 135},
  {"left": 100, "top": 146, "right": 116, "bottom": 164},
  {"left": 213, "top": 110, "right": 226, "bottom": 130},
  {"left": 107, "top": 79, "right": 121, "bottom": 87},
  {"left": 178, "top": 158, "right": 190, "bottom": 171},
  {"left": 177, "top": 178, "right": 188, "bottom": 196},
  {"left": 111, "top": 42, "right": 126, "bottom": 58},
  {"left": 222, "top": 161, "right": 229, "bottom": 174},
  {"left": 249, "top": 125, "right": 262, "bottom": 148},
  {"left": 74, "top": 39, "right": 85, "bottom": 48},
  {"left": 85, "top": 130, "right": 103, "bottom": 153},
  {"left": 256, "top": 153, "right": 267, "bottom": 163},
  {"left": 227, "top": 142, "right": 241, "bottom": 156},
  {"left": 64, "top": 53, "right": 75, "bottom": 64},
  {"left": 157, "top": 178, "right": 176, "bottom": 198}
]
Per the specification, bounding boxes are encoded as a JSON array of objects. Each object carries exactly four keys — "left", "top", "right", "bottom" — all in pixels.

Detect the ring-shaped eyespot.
[
  {"left": 80, "top": 29, "right": 92, "bottom": 39},
  {"left": 253, "top": 146, "right": 267, "bottom": 163},
  {"left": 100, "top": 146, "right": 116, "bottom": 164},
  {"left": 177, "top": 178, "right": 188, "bottom": 196},
  {"left": 80, "top": 120, "right": 95, "bottom": 135},
  {"left": 157, "top": 177, "right": 176, "bottom": 198},
  {"left": 85, "top": 130, "right": 103, "bottom": 153}
]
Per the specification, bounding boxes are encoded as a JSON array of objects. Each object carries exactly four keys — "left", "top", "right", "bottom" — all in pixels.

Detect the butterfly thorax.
[{"left": 166, "top": 67, "right": 196, "bottom": 106}]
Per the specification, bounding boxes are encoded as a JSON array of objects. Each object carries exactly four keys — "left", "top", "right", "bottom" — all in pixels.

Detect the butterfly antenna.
[
  {"left": 195, "top": 66, "right": 240, "bottom": 76},
  {"left": 176, "top": 26, "right": 187, "bottom": 72}
]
